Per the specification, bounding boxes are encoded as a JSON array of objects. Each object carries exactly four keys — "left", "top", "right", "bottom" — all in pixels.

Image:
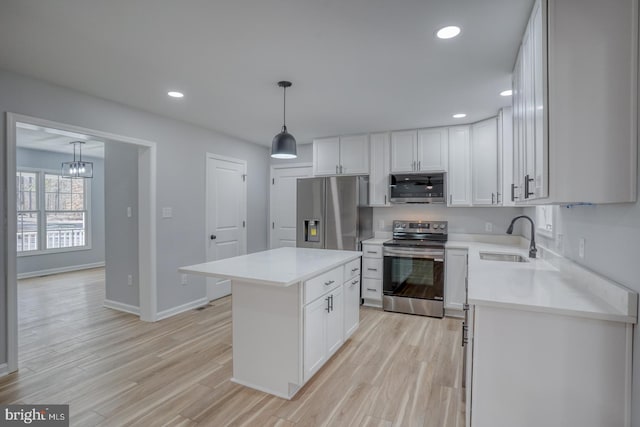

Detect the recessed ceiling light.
[
  {"left": 452, "top": 113, "right": 467, "bottom": 119},
  {"left": 500, "top": 89, "right": 513, "bottom": 97},
  {"left": 167, "top": 91, "right": 184, "bottom": 98},
  {"left": 436, "top": 26, "right": 461, "bottom": 39}
]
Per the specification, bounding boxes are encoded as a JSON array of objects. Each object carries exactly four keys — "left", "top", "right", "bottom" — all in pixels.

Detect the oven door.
[{"left": 383, "top": 247, "right": 444, "bottom": 301}]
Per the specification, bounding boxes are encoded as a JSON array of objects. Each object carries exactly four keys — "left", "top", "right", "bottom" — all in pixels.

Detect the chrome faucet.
[{"left": 506, "top": 215, "right": 537, "bottom": 258}]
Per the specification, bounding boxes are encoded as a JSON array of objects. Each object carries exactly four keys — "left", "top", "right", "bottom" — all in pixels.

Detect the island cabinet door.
[
  {"left": 326, "top": 286, "right": 344, "bottom": 356},
  {"left": 343, "top": 277, "right": 360, "bottom": 339},
  {"left": 304, "top": 296, "right": 328, "bottom": 383}
]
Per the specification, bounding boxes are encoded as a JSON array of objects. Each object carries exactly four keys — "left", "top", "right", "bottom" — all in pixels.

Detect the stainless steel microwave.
[{"left": 389, "top": 173, "right": 446, "bottom": 203}]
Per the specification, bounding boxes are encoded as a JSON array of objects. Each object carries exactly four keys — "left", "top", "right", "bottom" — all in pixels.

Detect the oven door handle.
[{"left": 383, "top": 248, "right": 444, "bottom": 261}]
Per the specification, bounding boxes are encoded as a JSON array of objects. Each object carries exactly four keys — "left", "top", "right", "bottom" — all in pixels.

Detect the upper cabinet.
[
  {"left": 313, "top": 135, "right": 369, "bottom": 176},
  {"left": 511, "top": 0, "right": 637, "bottom": 204},
  {"left": 369, "top": 132, "right": 391, "bottom": 206},
  {"left": 391, "top": 128, "right": 448, "bottom": 173},
  {"left": 471, "top": 118, "right": 499, "bottom": 206},
  {"left": 447, "top": 126, "right": 472, "bottom": 207}
]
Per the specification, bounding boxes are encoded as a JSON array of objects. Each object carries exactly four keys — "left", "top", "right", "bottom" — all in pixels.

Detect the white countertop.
[
  {"left": 447, "top": 238, "right": 638, "bottom": 323},
  {"left": 179, "top": 247, "right": 362, "bottom": 287}
]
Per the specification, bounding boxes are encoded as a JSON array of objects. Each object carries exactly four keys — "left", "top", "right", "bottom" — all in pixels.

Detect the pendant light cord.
[{"left": 283, "top": 86, "right": 287, "bottom": 129}]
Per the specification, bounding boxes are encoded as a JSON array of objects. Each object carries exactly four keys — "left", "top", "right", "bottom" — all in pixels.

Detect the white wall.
[
  {"left": 16, "top": 148, "right": 105, "bottom": 276},
  {"left": 373, "top": 205, "right": 525, "bottom": 235},
  {"left": 0, "top": 69, "right": 271, "bottom": 366},
  {"left": 104, "top": 142, "right": 139, "bottom": 307}
]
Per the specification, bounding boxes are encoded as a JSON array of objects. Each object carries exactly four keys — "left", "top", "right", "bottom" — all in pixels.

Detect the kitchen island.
[{"left": 179, "top": 247, "right": 362, "bottom": 399}]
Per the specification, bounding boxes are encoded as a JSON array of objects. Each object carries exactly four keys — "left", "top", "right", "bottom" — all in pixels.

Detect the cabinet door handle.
[
  {"left": 329, "top": 294, "right": 334, "bottom": 312},
  {"left": 496, "top": 192, "right": 501, "bottom": 204},
  {"left": 418, "top": 160, "right": 421, "bottom": 170},
  {"left": 351, "top": 280, "right": 358, "bottom": 286},
  {"left": 491, "top": 193, "right": 495, "bottom": 204},
  {"left": 210, "top": 234, "right": 217, "bottom": 240},
  {"left": 324, "top": 280, "right": 334, "bottom": 286},
  {"left": 384, "top": 195, "right": 387, "bottom": 205},
  {"left": 326, "top": 296, "right": 331, "bottom": 312},
  {"left": 366, "top": 288, "right": 376, "bottom": 292},
  {"left": 340, "top": 165, "right": 344, "bottom": 174},
  {"left": 449, "top": 194, "right": 453, "bottom": 205},
  {"left": 367, "top": 268, "right": 377, "bottom": 271},
  {"left": 351, "top": 267, "right": 359, "bottom": 272},
  {"left": 336, "top": 165, "right": 339, "bottom": 174},
  {"left": 511, "top": 183, "right": 519, "bottom": 201}
]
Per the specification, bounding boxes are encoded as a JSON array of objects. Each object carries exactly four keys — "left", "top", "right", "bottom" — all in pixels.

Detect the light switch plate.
[
  {"left": 162, "top": 207, "right": 173, "bottom": 218},
  {"left": 485, "top": 222, "right": 493, "bottom": 233},
  {"left": 127, "top": 207, "right": 132, "bottom": 218},
  {"left": 181, "top": 274, "right": 188, "bottom": 286},
  {"left": 127, "top": 274, "right": 133, "bottom": 286}
]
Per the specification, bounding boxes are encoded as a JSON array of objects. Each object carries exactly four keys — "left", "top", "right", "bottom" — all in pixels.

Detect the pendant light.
[
  {"left": 61, "top": 141, "right": 93, "bottom": 178},
  {"left": 271, "top": 80, "right": 297, "bottom": 159}
]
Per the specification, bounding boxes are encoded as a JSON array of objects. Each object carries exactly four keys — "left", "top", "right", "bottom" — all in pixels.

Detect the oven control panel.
[{"left": 392, "top": 220, "right": 448, "bottom": 235}]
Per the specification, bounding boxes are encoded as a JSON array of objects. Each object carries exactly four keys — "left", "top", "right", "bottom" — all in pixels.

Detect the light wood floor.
[{"left": 1, "top": 268, "right": 465, "bottom": 426}]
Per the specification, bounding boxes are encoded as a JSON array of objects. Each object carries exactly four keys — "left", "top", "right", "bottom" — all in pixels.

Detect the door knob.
[{"left": 210, "top": 235, "right": 217, "bottom": 240}]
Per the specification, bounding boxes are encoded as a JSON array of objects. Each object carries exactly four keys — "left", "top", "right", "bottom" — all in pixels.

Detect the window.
[
  {"left": 16, "top": 169, "right": 90, "bottom": 254},
  {"left": 535, "top": 206, "right": 554, "bottom": 237}
]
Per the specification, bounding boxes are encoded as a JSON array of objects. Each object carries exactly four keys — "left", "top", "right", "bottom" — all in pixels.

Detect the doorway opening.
[{"left": 5, "top": 113, "right": 157, "bottom": 374}]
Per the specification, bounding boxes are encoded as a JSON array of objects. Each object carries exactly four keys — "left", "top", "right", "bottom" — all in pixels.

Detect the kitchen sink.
[{"left": 479, "top": 252, "right": 529, "bottom": 263}]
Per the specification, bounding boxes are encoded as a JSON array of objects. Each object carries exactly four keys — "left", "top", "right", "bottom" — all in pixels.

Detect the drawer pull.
[
  {"left": 367, "top": 268, "right": 377, "bottom": 271},
  {"left": 351, "top": 267, "right": 359, "bottom": 272},
  {"left": 351, "top": 280, "right": 358, "bottom": 285},
  {"left": 366, "top": 288, "right": 376, "bottom": 292},
  {"left": 367, "top": 251, "right": 378, "bottom": 254},
  {"left": 324, "top": 280, "right": 335, "bottom": 286}
]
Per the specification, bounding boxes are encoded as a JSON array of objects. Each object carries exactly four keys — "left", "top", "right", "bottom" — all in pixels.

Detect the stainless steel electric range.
[{"left": 382, "top": 220, "right": 448, "bottom": 318}]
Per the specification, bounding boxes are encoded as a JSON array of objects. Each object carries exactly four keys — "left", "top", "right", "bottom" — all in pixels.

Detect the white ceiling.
[
  {"left": 17, "top": 124, "right": 105, "bottom": 158},
  {"left": 0, "top": 0, "right": 532, "bottom": 146}
]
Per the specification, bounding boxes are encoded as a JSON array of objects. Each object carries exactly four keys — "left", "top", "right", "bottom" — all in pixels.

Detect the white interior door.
[
  {"left": 206, "top": 154, "right": 247, "bottom": 301},
  {"left": 270, "top": 164, "right": 312, "bottom": 249}
]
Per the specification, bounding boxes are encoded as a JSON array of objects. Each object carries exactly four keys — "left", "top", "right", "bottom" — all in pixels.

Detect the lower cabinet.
[
  {"left": 444, "top": 248, "right": 468, "bottom": 315},
  {"left": 343, "top": 277, "right": 360, "bottom": 339},
  {"left": 303, "top": 262, "right": 360, "bottom": 384}
]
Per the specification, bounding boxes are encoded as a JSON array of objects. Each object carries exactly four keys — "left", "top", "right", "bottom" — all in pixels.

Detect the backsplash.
[{"left": 373, "top": 205, "right": 525, "bottom": 235}]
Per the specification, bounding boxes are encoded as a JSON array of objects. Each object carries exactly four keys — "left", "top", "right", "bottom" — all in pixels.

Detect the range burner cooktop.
[{"left": 382, "top": 220, "right": 448, "bottom": 248}]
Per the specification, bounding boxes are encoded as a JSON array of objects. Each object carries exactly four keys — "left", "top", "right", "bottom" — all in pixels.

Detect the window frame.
[{"left": 17, "top": 166, "right": 92, "bottom": 257}]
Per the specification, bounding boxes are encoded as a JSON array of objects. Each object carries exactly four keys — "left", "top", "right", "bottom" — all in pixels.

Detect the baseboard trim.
[
  {"left": 17, "top": 261, "right": 105, "bottom": 279},
  {"left": 156, "top": 297, "right": 209, "bottom": 321},
  {"left": 103, "top": 299, "right": 140, "bottom": 316},
  {"left": 0, "top": 363, "right": 8, "bottom": 377}
]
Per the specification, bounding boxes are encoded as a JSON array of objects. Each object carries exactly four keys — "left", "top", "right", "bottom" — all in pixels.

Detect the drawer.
[
  {"left": 344, "top": 258, "right": 361, "bottom": 281},
  {"left": 362, "top": 244, "right": 382, "bottom": 258},
  {"left": 305, "top": 266, "right": 342, "bottom": 304},
  {"left": 362, "top": 278, "right": 382, "bottom": 300},
  {"left": 363, "top": 258, "right": 383, "bottom": 280}
]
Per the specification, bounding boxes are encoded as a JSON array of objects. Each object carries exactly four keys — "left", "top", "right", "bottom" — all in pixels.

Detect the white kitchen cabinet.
[
  {"left": 391, "top": 128, "right": 448, "bottom": 173},
  {"left": 339, "top": 134, "right": 369, "bottom": 175},
  {"left": 471, "top": 118, "right": 499, "bottom": 206},
  {"left": 417, "top": 128, "right": 448, "bottom": 172},
  {"left": 469, "top": 304, "right": 633, "bottom": 427},
  {"left": 390, "top": 130, "right": 417, "bottom": 172},
  {"left": 369, "top": 132, "right": 391, "bottom": 206},
  {"left": 343, "top": 277, "right": 360, "bottom": 339},
  {"left": 313, "top": 135, "right": 369, "bottom": 176},
  {"left": 303, "top": 294, "right": 327, "bottom": 382},
  {"left": 447, "top": 126, "right": 472, "bottom": 206},
  {"left": 511, "top": 0, "right": 637, "bottom": 204},
  {"left": 444, "top": 248, "right": 467, "bottom": 316},
  {"left": 361, "top": 242, "right": 383, "bottom": 307},
  {"left": 303, "top": 282, "right": 345, "bottom": 382},
  {"left": 499, "top": 107, "right": 515, "bottom": 207}
]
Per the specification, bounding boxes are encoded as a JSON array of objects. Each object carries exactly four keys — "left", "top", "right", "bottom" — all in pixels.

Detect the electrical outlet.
[
  {"left": 485, "top": 222, "right": 493, "bottom": 233},
  {"left": 127, "top": 206, "right": 132, "bottom": 218},
  {"left": 127, "top": 274, "right": 133, "bottom": 286},
  {"left": 578, "top": 238, "right": 586, "bottom": 259},
  {"left": 378, "top": 220, "right": 385, "bottom": 230},
  {"left": 181, "top": 274, "right": 188, "bottom": 286}
]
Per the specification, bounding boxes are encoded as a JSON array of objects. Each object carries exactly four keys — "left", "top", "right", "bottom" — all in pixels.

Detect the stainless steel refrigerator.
[{"left": 296, "top": 176, "right": 373, "bottom": 250}]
